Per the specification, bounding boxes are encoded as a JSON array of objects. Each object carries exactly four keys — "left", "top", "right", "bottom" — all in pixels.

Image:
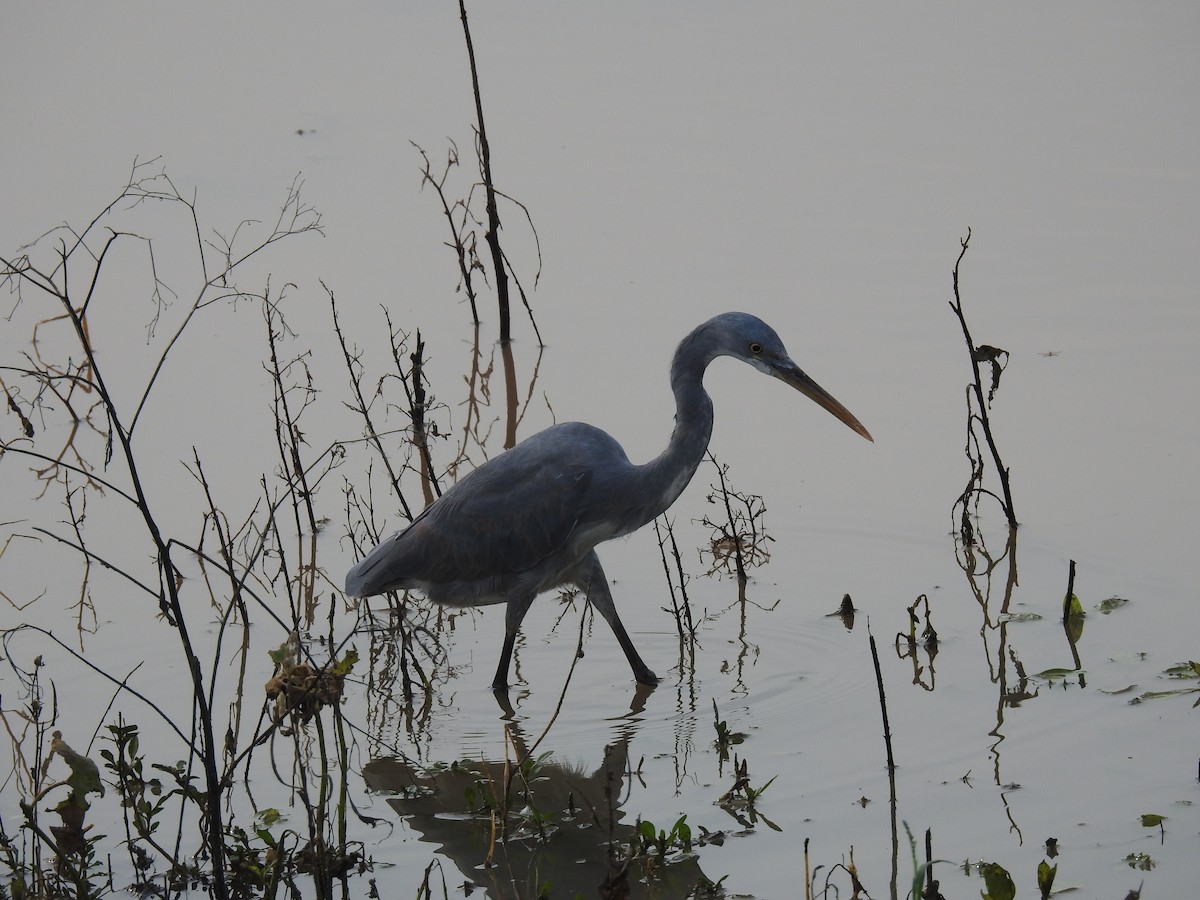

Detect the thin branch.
[
  {"left": 949, "top": 229, "right": 1017, "bottom": 527},
  {"left": 458, "top": 0, "right": 511, "bottom": 342}
]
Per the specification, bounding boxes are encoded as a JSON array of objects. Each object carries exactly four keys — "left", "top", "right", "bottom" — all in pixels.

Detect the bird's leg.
[
  {"left": 580, "top": 552, "right": 659, "bottom": 685},
  {"left": 492, "top": 588, "right": 537, "bottom": 691}
]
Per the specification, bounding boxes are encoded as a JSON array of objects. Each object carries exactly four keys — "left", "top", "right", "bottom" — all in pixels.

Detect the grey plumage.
[{"left": 345, "top": 312, "right": 872, "bottom": 690}]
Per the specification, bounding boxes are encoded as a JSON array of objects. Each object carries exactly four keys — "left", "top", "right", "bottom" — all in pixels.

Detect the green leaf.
[
  {"left": 754, "top": 774, "right": 778, "bottom": 797},
  {"left": 50, "top": 733, "right": 105, "bottom": 800},
  {"left": 1037, "top": 859, "right": 1057, "bottom": 897},
  {"left": 1124, "top": 851, "right": 1155, "bottom": 871},
  {"left": 672, "top": 815, "right": 691, "bottom": 844},
  {"left": 331, "top": 647, "right": 359, "bottom": 676},
  {"left": 639, "top": 819, "right": 657, "bottom": 843},
  {"left": 1064, "top": 613, "right": 1085, "bottom": 644},
  {"left": 1065, "top": 594, "right": 1084, "bottom": 617},
  {"left": 1164, "top": 661, "right": 1200, "bottom": 680},
  {"left": 1134, "top": 688, "right": 1200, "bottom": 702},
  {"left": 979, "top": 861, "right": 1016, "bottom": 900},
  {"left": 1035, "top": 667, "right": 1082, "bottom": 680},
  {"left": 1140, "top": 813, "right": 1166, "bottom": 827}
]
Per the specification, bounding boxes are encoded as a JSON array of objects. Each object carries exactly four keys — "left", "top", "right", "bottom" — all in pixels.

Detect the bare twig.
[
  {"left": 949, "top": 230, "right": 1017, "bottom": 528},
  {"left": 868, "top": 625, "right": 895, "bottom": 773}
]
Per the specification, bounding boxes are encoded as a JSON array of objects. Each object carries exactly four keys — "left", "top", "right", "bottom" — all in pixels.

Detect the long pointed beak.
[{"left": 774, "top": 360, "right": 874, "bottom": 442}]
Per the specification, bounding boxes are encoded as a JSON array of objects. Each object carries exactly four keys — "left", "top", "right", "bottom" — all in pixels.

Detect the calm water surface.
[{"left": 3, "top": 4, "right": 1197, "bottom": 897}]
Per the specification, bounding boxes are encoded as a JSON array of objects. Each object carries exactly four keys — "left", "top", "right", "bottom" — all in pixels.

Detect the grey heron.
[{"left": 345, "top": 312, "right": 872, "bottom": 690}]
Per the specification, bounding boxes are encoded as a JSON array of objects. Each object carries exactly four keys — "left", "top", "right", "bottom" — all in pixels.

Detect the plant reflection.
[
  {"left": 825, "top": 593, "right": 856, "bottom": 631},
  {"left": 949, "top": 233, "right": 1037, "bottom": 841},
  {"left": 650, "top": 453, "right": 781, "bottom": 790},
  {"left": 956, "top": 501, "right": 1031, "bottom": 841},
  {"left": 894, "top": 594, "right": 939, "bottom": 691},
  {"left": 363, "top": 691, "right": 717, "bottom": 898},
  {"left": 359, "top": 596, "right": 452, "bottom": 754}
]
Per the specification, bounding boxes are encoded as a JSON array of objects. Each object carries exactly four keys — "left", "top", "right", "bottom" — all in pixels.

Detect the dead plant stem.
[
  {"left": 950, "top": 229, "right": 1017, "bottom": 527},
  {"left": 458, "top": 0, "right": 511, "bottom": 342},
  {"left": 869, "top": 627, "right": 896, "bottom": 773}
]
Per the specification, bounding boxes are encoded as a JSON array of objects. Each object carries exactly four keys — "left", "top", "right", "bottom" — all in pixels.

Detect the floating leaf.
[
  {"left": 979, "top": 861, "right": 1016, "bottom": 900},
  {"left": 1002, "top": 611, "right": 1043, "bottom": 623},
  {"left": 1139, "top": 813, "right": 1166, "bottom": 828},
  {"left": 1065, "top": 594, "right": 1084, "bottom": 617},
  {"left": 1133, "top": 688, "right": 1200, "bottom": 703},
  {"left": 1163, "top": 661, "right": 1200, "bottom": 680},
  {"left": 1035, "top": 667, "right": 1084, "bottom": 681},
  {"left": 1098, "top": 596, "right": 1129, "bottom": 614}
]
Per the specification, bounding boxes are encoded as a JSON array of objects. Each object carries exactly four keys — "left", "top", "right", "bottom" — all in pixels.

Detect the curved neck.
[{"left": 633, "top": 324, "right": 718, "bottom": 521}]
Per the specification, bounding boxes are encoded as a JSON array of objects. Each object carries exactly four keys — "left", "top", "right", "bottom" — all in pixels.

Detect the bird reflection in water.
[{"left": 362, "top": 688, "right": 716, "bottom": 897}]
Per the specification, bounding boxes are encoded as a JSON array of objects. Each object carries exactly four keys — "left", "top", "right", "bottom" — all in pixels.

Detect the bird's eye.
[{"left": 749, "top": 342, "right": 763, "bottom": 355}]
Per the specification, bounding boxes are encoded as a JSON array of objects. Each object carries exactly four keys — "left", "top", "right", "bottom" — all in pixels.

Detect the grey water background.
[{"left": 3, "top": 3, "right": 1198, "bottom": 896}]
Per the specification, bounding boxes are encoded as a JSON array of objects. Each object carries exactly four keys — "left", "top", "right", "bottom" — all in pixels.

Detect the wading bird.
[{"left": 345, "top": 312, "right": 872, "bottom": 690}]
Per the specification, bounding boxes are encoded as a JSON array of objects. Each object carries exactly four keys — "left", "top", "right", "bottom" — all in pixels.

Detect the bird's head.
[{"left": 709, "top": 311, "right": 873, "bottom": 442}]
